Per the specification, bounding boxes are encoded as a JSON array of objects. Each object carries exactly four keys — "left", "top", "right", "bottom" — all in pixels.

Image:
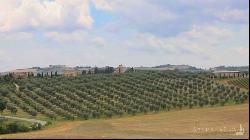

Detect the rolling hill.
[{"left": 0, "top": 71, "right": 248, "bottom": 120}]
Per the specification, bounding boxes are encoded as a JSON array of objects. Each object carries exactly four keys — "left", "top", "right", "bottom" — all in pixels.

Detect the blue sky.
[{"left": 0, "top": 0, "right": 249, "bottom": 72}]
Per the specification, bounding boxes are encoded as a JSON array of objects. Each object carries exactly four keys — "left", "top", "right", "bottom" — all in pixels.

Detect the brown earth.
[{"left": 1, "top": 103, "right": 249, "bottom": 139}]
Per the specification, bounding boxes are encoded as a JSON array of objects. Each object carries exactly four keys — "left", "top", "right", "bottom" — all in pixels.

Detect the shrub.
[{"left": 31, "top": 123, "right": 42, "bottom": 130}]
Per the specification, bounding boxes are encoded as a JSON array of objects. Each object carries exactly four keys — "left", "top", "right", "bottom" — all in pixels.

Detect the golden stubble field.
[{"left": 1, "top": 104, "right": 249, "bottom": 139}]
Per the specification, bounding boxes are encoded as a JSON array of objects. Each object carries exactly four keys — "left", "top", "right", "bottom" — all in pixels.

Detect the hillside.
[
  {"left": 227, "top": 78, "right": 249, "bottom": 90},
  {"left": 2, "top": 104, "right": 248, "bottom": 139},
  {"left": 135, "top": 64, "right": 202, "bottom": 72},
  {"left": 153, "top": 64, "right": 201, "bottom": 71},
  {"left": 211, "top": 66, "right": 249, "bottom": 72},
  {"left": 216, "top": 77, "right": 249, "bottom": 91},
  {"left": 0, "top": 71, "right": 248, "bottom": 120}
]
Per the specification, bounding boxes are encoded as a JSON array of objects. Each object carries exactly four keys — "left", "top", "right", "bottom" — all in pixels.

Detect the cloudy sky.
[{"left": 0, "top": 0, "right": 249, "bottom": 72}]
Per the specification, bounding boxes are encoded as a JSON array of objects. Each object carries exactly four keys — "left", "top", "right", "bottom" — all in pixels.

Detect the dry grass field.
[{"left": 1, "top": 103, "right": 248, "bottom": 139}]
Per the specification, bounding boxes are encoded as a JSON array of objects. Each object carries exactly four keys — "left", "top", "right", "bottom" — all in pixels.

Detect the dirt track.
[{"left": 0, "top": 115, "right": 47, "bottom": 126}]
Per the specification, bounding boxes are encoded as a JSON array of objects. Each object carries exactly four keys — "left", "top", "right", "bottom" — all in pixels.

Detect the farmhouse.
[
  {"left": 213, "top": 71, "right": 241, "bottom": 78},
  {"left": 114, "top": 64, "right": 128, "bottom": 74},
  {"left": 74, "top": 67, "right": 94, "bottom": 74},
  {"left": 10, "top": 68, "right": 38, "bottom": 78},
  {"left": 63, "top": 70, "right": 81, "bottom": 77}
]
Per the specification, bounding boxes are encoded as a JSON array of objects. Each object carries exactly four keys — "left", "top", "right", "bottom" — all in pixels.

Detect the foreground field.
[{"left": 1, "top": 103, "right": 248, "bottom": 139}]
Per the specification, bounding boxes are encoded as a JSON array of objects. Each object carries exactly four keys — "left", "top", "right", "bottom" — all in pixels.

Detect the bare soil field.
[{"left": 1, "top": 104, "right": 249, "bottom": 139}]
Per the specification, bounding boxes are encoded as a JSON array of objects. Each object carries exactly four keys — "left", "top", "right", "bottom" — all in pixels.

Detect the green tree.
[
  {"left": 82, "top": 70, "right": 86, "bottom": 75},
  {"left": 0, "top": 98, "right": 7, "bottom": 114},
  {"left": 10, "top": 107, "right": 17, "bottom": 115},
  {"left": 94, "top": 67, "right": 98, "bottom": 74},
  {"left": 7, "top": 121, "right": 30, "bottom": 133}
]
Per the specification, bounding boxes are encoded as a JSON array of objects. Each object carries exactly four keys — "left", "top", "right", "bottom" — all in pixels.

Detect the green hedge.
[{"left": 0, "top": 119, "right": 42, "bottom": 134}]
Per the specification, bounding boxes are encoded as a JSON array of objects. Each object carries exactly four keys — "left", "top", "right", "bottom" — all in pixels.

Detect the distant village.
[
  {"left": 0, "top": 64, "right": 129, "bottom": 79},
  {"left": 0, "top": 64, "right": 248, "bottom": 79}
]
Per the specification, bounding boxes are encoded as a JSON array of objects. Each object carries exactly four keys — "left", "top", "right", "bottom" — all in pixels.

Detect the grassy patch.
[{"left": 1, "top": 104, "right": 249, "bottom": 139}]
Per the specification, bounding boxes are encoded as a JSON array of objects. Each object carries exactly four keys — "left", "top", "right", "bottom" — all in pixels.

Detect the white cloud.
[
  {"left": 44, "top": 30, "right": 105, "bottom": 46},
  {"left": 180, "top": 25, "right": 233, "bottom": 47},
  {"left": 179, "top": 0, "right": 219, "bottom": 5},
  {"left": 91, "top": 0, "right": 178, "bottom": 24},
  {"left": 216, "top": 8, "right": 249, "bottom": 23},
  {"left": 130, "top": 25, "right": 233, "bottom": 55},
  {"left": 233, "top": 47, "right": 249, "bottom": 56},
  {"left": 91, "top": 0, "right": 113, "bottom": 11},
  {"left": 0, "top": 49, "right": 5, "bottom": 57},
  {"left": 0, "top": 32, "right": 33, "bottom": 40},
  {"left": 0, "top": 0, "right": 93, "bottom": 32},
  {"left": 120, "top": 24, "right": 248, "bottom": 68},
  {"left": 183, "top": 25, "right": 233, "bottom": 39}
]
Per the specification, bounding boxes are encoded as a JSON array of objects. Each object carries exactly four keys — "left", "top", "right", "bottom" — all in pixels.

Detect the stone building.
[
  {"left": 114, "top": 64, "right": 128, "bottom": 74},
  {"left": 63, "top": 70, "right": 81, "bottom": 77},
  {"left": 212, "top": 71, "right": 241, "bottom": 78},
  {"left": 10, "top": 68, "right": 38, "bottom": 78}
]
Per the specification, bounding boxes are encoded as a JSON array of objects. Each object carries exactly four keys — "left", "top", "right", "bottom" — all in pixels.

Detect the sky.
[{"left": 0, "top": 0, "right": 249, "bottom": 72}]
